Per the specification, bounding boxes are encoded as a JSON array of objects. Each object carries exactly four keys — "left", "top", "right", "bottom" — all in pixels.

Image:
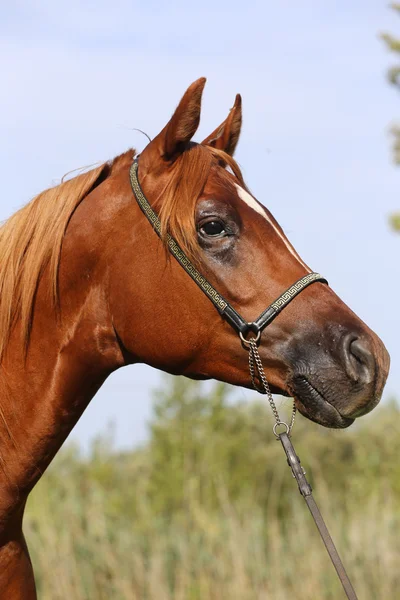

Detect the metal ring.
[
  {"left": 239, "top": 330, "right": 261, "bottom": 347},
  {"left": 272, "top": 421, "right": 290, "bottom": 437}
]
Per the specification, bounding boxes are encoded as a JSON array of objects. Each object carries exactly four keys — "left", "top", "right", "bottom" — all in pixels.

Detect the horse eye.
[{"left": 200, "top": 220, "right": 225, "bottom": 237}]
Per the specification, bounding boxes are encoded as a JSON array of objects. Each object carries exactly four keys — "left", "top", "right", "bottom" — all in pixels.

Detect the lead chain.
[{"left": 248, "top": 338, "right": 296, "bottom": 435}]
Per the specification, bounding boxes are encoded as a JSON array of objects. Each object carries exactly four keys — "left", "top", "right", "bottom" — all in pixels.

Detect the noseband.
[{"left": 129, "top": 158, "right": 358, "bottom": 600}]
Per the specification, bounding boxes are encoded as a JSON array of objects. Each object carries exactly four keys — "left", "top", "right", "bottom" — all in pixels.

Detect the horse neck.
[{"left": 0, "top": 189, "right": 126, "bottom": 521}]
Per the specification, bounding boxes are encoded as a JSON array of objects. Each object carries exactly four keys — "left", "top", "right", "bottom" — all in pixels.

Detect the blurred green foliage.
[
  {"left": 25, "top": 376, "right": 400, "bottom": 599},
  {"left": 382, "top": 4, "right": 400, "bottom": 230}
]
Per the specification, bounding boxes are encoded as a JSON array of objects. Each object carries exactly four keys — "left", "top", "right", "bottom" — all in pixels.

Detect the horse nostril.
[{"left": 343, "top": 335, "right": 375, "bottom": 385}]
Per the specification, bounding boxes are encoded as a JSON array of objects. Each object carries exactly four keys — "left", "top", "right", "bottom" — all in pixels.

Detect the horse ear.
[
  {"left": 157, "top": 77, "right": 206, "bottom": 160},
  {"left": 202, "top": 94, "right": 242, "bottom": 156}
]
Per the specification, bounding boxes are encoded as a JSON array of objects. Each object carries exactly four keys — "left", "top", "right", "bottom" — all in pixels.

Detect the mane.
[
  {"left": 157, "top": 143, "right": 246, "bottom": 263},
  {"left": 0, "top": 144, "right": 243, "bottom": 360},
  {"left": 0, "top": 161, "right": 110, "bottom": 360}
]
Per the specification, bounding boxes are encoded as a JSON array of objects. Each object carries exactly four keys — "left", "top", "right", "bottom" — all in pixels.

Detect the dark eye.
[{"left": 199, "top": 220, "right": 225, "bottom": 237}]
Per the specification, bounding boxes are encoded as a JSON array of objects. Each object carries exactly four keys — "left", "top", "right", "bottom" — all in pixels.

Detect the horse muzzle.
[{"left": 286, "top": 327, "right": 390, "bottom": 429}]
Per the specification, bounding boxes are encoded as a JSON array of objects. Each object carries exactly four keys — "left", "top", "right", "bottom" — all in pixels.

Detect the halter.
[
  {"left": 129, "top": 157, "right": 358, "bottom": 600},
  {"left": 129, "top": 156, "right": 327, "bottom": 422},
  {"left": 129, "top": 159, "right": 327, "bottom": 340}
]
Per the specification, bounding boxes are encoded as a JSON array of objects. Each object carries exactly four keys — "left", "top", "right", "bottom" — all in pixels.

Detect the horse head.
[{"left": 106, "top": 78, "right": 390, "bottom": 429}]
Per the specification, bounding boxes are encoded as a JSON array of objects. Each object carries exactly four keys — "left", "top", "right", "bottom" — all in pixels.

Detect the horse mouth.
[{"left": 290, "top": 376, "right": 354, "bottom": 429}]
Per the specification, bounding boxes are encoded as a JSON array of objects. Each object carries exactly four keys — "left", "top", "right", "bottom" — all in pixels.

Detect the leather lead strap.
[
  {"left": 279, "top": 433, "right": 358, "bottom": 600},
  {"left": 305, "top": 497, "right": 358, "bottom": 600}
]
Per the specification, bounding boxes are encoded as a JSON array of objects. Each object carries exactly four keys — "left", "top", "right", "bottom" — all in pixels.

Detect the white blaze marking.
[{"left": 234, "top": 184, "right": 310, "bottom": 272}]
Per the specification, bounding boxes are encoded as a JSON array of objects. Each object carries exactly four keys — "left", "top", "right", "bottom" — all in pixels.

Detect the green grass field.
[{"left": 25, "top": 378, "right": 400, "bottom": 599}]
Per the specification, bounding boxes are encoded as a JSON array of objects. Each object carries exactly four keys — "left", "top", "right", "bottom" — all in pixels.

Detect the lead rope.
[{"left": 246, "top": 337, "right": 358, "bottom": 600}]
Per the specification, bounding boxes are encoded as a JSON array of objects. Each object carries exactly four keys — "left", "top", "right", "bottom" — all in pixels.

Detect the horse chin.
[{"left": 289, "top": 376, "right": 355, "bottom": 429}]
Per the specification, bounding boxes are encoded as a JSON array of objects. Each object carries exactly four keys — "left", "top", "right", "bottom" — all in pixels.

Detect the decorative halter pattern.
[{"left": 129, "top": 159, "right": 328, "bottom": 339}]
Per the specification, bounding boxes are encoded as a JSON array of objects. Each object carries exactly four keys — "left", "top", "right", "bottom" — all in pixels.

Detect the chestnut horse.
[{"left": 0, "top": 78, "right": 389, "bottom": 598}]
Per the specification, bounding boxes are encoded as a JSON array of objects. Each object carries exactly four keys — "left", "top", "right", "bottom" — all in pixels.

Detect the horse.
[{"left": 0, "top": 78, "right": 389, "bottom": 599}]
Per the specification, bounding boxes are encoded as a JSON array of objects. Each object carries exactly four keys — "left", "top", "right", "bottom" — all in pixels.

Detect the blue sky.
[{"left": 1, "top": 1, "right": 399, "bottom": 449}]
